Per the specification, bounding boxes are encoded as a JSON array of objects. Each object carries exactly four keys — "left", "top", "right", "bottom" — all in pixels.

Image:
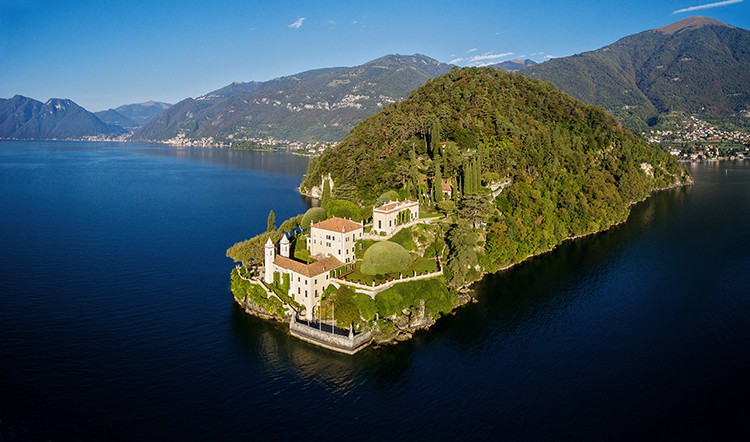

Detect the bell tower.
[
  {"left": 264, "top": 237, "right": 275, "bottom": 283},
  {"left": 280, "top": 234, "right": 291, "bottom": 258}
]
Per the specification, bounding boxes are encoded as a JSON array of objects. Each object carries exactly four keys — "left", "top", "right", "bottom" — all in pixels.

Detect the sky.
[{"left": 0, "top": 0, "right": 748, "bottom": 111}]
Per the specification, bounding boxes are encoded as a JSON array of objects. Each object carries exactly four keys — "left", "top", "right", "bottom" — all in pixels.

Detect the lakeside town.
[{"left": 643, "top": 114, "right": 750, "bottom": 160}]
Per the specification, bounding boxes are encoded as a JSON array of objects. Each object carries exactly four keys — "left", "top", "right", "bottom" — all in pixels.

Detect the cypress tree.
[
  {"left": 321, "top": 179, "right": 331, "bottom": 208},
  {"left": 430, "top": 117, "right": 441, "bottom": 158},
  {"left": 267, "top": 210, "right": 276, "bottom": 233},
  {"left": 434, "top": 151, "right": 443, "bottom": 203}
]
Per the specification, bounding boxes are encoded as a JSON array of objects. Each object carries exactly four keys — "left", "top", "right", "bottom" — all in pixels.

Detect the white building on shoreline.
[{"left": 264, "top": 217, "right": 364, "bottom": 318}]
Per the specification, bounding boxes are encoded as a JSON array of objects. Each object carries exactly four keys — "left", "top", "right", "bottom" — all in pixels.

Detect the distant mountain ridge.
[
  {"left": 0, "top": 95, "right": 125, "bottom": 140},
  {"left": 95, "top": 101, "right": 172, "bottom": 129},
  {"left": 130, "top": 54, "right": 454, "bottom": 145},
  {"left": 492, "top": 59, "right": 537, "bottom": 72},
  {"left": 520, "top": 16, "right": 750, "bottom": 131}
]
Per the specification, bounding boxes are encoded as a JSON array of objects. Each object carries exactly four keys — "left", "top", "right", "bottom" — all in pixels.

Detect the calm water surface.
[{"left": 0, "top": 142, "right": 748, "bottom": 441}]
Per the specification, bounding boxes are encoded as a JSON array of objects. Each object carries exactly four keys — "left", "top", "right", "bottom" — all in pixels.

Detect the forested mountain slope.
[
  {"left": 301, "top": 67, "right": 690, "bottom": 275},
  {"left": 520, "top": 16, "right": 750, "bottom": 131}
]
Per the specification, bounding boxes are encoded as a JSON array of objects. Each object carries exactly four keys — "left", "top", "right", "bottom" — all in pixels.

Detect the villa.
[
  {"left": 371, "top": 200, "right": 419, "bottom": 235},
  {"left": 264, "top": 216, "right": 364, "bottom": 319}
]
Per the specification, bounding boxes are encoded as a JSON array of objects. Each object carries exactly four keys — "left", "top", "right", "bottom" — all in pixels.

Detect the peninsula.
[{"left": 227, "top": 67, "right": 691, "bottom": 354}]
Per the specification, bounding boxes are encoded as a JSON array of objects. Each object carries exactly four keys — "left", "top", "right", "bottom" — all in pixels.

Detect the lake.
[{"left": 1, "top": 141, "right": 748, "bottom": 441}]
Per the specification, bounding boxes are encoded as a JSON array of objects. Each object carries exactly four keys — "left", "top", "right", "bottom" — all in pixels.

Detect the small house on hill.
[{"left": 371, "top": 200, "right": 419, "bottom": 235}]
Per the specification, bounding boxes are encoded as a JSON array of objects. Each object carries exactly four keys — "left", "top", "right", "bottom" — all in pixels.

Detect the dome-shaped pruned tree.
[
  {"left": 301, "top": 207, "right": 327, "bottom": 228},
  {"left": 361, "top": 241, "right": 412, "bottom": 276}
]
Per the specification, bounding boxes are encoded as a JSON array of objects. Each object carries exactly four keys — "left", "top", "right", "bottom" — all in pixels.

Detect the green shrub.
[
  {"left": 361, "top": 241, "right": 412, "bottom": 276},
  {"left": 389, "top": 228, "right": 416, "bottom": 251},
  {"left": 375, "top": 290, "right": 404, "bottom": 317}
]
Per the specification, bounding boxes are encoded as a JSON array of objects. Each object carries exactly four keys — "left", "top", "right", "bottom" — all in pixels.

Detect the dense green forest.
[{"left": 301, "top": 67, "right": 691, "bottom": 286}]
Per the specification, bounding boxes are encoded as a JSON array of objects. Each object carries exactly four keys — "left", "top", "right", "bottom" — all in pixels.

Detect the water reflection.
[
  {"left": 420, "top": 185, "right": 690, "bottom": 355},
  {"left": 139, "top": 146, "right": 312, "bottom": 176},
  {"left": 229, "top": 304, "right": 414, "bottom": 393}
]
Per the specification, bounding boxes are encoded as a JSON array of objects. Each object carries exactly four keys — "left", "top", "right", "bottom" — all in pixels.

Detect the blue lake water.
[{"left": 0, "top": 141, "right": 748, "bottom": 441}]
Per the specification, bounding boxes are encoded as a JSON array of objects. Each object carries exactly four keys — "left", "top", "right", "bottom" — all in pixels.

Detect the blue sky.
[{"left": 0, "top": 0, "right": 748, "bottom": 111}]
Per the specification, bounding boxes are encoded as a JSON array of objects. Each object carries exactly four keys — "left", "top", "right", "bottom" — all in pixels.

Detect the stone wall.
[{"left": 289, "top": 318, "right": 372, "bottom": 355}]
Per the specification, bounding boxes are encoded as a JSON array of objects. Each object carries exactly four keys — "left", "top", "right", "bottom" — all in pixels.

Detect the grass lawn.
[
  {"left": 340, "top": 256, "right": 439, "bottom": 286},
  {"left": 294, "top": 248, "right": 315, "bottom": 263},
  {"left": 419, "top": 211, "right": 443, "bottom": 219}
]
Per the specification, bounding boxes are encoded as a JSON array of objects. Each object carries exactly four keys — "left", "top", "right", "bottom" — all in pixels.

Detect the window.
[
  {"left": 305, "top": 280, "right": 307, "bottom": 285},
  {"left": 297, "top": 287, "right": 300, "bottom": 294}
]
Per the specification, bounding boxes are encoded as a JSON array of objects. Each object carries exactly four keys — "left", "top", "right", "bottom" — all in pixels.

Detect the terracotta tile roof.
[
  {"left": 373, "top": 200, "right": 419, "bottom": 214},
  {"left": 311, "top": 216, "right": 363, "bottom": 233},
  {"left": 274, "top": 255, "right": 343, "bottom": 277}
]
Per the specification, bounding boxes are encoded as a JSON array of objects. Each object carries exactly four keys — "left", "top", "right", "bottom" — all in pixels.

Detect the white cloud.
[
  {"left": 468, "top": 52, "right": 514, "bottom": 62},
  {"left": 288, "top": 17, "right": 305, "bottom": 28},
  {"left": 673, "top": 0, "right": 742, "bottom": 13},
  {"left": 449, "top": 57, "right": 465, "bottom": 64},
  {"left": 468, "top": 48, "right": 478, "bottom": 53},
  {"left": 544, "top": 55, "right": 557, "bottom": 59}
]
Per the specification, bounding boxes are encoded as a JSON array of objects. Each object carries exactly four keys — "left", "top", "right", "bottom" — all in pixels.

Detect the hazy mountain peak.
[
  {"left": 138, "top": 101, "right": 171, "bottom": 109},
  {"left": 656, "top": 16, "right": 732, "bottom": 35}
]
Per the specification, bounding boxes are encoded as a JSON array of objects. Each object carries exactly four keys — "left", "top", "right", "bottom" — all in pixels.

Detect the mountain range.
[
  {"left": 0, "top": 95, "right": 125, "bottom": 140},
  {"left": 520, "top": 16, "right": 750, "bottom": 132},
  {"left": 130, "top": 54, "right": 453, "bottom": 145},
  {"left": 1, "top": 16, "right": 747, "bottom": 144},
  {"left": 95, "top": 101, "right": 172, "bottom": 129}
]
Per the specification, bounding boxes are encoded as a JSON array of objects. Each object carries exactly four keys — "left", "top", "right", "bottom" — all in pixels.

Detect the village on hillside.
[{"left": 643, "top": 114, "right": 750, "bottom": 160}]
